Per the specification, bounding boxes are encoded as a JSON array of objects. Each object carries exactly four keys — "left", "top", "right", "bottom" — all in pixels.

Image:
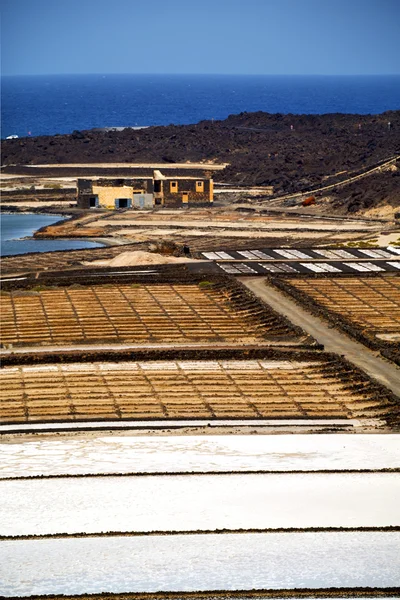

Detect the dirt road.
[
  {"left": 241, "top": 277, "right": 400, "bottom": 398},
  {"left": 24, "top": 162, "right": 228, "bottom": 170}
]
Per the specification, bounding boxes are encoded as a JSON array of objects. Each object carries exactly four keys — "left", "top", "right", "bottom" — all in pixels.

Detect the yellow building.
[{"left": 77, "top": 171, "right": 213, "bottom": 209}]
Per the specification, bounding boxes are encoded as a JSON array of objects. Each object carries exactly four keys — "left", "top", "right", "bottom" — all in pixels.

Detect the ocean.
[
  {"left": 1, "top": 74, "right": 400, "bottom": 139},
  {"left": 1, "top": 74, "right": 399, "bottom": 256}
]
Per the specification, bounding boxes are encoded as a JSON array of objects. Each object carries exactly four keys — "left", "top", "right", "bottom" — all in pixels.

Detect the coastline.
[{"left": 0, "top": 212, "right": 114, "bottom": 257}]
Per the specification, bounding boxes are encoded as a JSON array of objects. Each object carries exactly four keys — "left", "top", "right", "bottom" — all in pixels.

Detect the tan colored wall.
[
  {"left": 92, "top": 185, "right": 135, "bottom": 209},
  {"left": 89, "top": 178, "right": 213, "bottom": 209}
]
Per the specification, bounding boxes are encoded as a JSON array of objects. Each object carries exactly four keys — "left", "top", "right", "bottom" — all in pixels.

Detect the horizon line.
[{"left": 2, "top": 72, "right": 400, "bottom": 78}]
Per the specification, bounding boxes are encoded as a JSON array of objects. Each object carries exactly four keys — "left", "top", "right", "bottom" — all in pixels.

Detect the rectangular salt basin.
[
  {"left": 1, "top": 532, "right": 399, "bottom": 595},
  {"left": 2, "top": 433, "right": 399, "bottom": 478},
  {"left": 2, "top": 473, "right": 399, "bottom": 535}
]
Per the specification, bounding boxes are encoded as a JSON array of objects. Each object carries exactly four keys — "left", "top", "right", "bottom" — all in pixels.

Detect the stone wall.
[{"left": 163, "top": 178, "right": 213, "bottom": 207}]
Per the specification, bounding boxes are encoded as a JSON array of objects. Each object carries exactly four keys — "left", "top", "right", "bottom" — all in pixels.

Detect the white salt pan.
[
  {"left": 1, "top": 473, "right": 399, "bottom": 536},
  {"left": 1, "top": 433, "right": 399, "bottom": 478},
  {"left": 1, "top": 532, "right": 399, "bottom": 595}
]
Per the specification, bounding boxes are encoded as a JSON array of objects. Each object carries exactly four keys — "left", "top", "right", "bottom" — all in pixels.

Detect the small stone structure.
[{"left": 77, "top": 170, "right": 213, "bottom": 209}]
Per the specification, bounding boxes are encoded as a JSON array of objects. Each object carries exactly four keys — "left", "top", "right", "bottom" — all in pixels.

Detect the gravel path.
[{"left": 241, "top": 277, "right": 400, "bottom": 398}]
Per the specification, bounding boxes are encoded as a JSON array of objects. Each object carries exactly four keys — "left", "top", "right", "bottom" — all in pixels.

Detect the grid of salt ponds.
[
  {"left": 1, "top": 532, "right": 399, "bottom": 595},
  {"left": 258, "top": 263, "right": 299, "bottom": 273},
  {"left": 217, "top": 260, "right": 400, "bottom": 275},
  {"left": 301, "top": 261, "right": 389, "bottom": 273},
  {"left": 274, "top": 249, "right": 311, "bottom": 259},
  {"left": 203, "top": 247, "right": 400, "bottom": 261},
  {"left": 358, "top": 249, "right": 395, "bottom": 259},
  {"left": 219, "top": 262, "right": 301, "bottom": 274},
  {"left": 2, "top": 433, "right": 398, "bottom": 478},
  {"left": 2, "top": 360, "right": 315, "bottom": 374},
  {"left": 313, "top": 249, "right": 357, "bottom": 259},
  {"left": 238, "top": 250, "right": 272, "bottom": 259},
  {"left": 1, "top": 473, "right": 399, "bottom": 536},
  {"left": 202, "top": 251, "right": 235, "bottom": 260},
  {"left": 343, "top": 261, "right": 385, "bottom": 272},
  {"left": 217, "top": 262, "right": 258, "bottom": 273},
  {"left": 300, "top": 262, "right": 341, "bottom": 273},
  {"left": 204, "top": 247, "right": 400, "bottom": 275}
]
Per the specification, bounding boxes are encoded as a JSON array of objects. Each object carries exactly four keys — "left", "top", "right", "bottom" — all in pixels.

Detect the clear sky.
[{"left": 1, "top": 0, "right": 399, "bottom": 76}]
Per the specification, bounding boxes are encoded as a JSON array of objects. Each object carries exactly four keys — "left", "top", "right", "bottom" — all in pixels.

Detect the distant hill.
[{"left": 2, "top": 111, "right": 399, "bottom": 208}]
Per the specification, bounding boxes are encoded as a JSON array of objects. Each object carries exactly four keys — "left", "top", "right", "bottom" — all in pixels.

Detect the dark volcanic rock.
[
  {"left": 2, "top": 111, "right": 400, "bottom": 202},
  {"left": 331, "top": 169, "right": 400, "bottom": 213}
]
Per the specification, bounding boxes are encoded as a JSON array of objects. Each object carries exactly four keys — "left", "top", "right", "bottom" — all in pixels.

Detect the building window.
[
  {"left": 115, "top": 198, "right": 131, "bottom": 209},
  {"left": 154, "top": 180, "right": 162, "bottom": 193},
  {"left": 196, "top": 181, "right": 204, "bottom": 192},
  {"left": 170, "top": 181, "right": 178, "bottom": 193}
]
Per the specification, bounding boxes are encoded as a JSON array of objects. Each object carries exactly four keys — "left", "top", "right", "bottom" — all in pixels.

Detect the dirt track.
[
  {"left": 271, "top": 276, "right": 400, "bottom": 365},
  {"left": 241, "top": 277, "right": 400, "bottom": 398}
]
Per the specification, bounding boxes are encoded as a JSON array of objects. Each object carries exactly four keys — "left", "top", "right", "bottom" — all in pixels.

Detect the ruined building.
[{"left": 77, "top": 170, "right": 213, "bottom": 209}]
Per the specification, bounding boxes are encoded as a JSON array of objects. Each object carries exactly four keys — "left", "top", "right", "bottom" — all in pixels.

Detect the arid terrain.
[
  {"left": 1, "top": 111, "right": 400, "bottom": 599},
  {"left": 2, "top": 110, "right": 400, "bottom": 214}
]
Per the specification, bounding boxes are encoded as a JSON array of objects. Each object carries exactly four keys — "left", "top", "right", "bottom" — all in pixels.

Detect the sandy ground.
[
  {"left": 215, "top": 188, "right": 273, "bottom": 194},
  {"left": 375, "top": 232, "right": 400, "bottom": 245},
  {"left": 114, "top": 228, "right": 370, "bottom": 242},
  {"left": 88, "top": 218, "right": 379, "bottom": 232},
  {"left": 24, "top": 162, "right": 228, "bottom": 170},
  {"left": 82, "top": 251, "right": 200, "bottom": 267},
  {"left": 363, "top": 204, "right": 398, "bottom": 220}
]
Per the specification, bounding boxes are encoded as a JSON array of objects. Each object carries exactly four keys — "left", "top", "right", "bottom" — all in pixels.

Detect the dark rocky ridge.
[
  {"left": 2, "top": 111, "right": 400, "bottom": 207},
  {"left": 330, "top": 169, "right": 400, "bottom": 213}
]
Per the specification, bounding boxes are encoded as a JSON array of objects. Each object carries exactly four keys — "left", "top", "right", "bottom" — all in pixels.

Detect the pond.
[{"left": 1, "top": 213, "right": 104, "bottom": 256}]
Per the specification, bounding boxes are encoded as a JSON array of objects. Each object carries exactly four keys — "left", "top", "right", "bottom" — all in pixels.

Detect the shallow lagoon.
[{"left": 1, "top": 213, "right": 103, "bottom": 255}]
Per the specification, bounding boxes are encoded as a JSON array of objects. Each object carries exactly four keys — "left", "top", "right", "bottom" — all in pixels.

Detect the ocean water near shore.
[
  {"left": 2, "top": 74, "right": 400, "bottom": 138},
  {"left": 1, "top": 75, "right": 399, "bottom": 256},
  {"left": 0, "top": 213, "right": 104, "bottom": 256}
]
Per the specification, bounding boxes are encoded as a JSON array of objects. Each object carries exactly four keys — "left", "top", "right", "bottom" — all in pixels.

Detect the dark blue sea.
[
  {"left": 1, "top": 74, "right": 399, "bottom": 256},
  {"left": 2, "top": 74, "right": 400, "bottom": 139}
]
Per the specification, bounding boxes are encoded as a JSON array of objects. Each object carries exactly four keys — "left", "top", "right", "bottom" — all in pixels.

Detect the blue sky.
[{"left": 1, "top": 0, "right": 399, "bottom": 76}]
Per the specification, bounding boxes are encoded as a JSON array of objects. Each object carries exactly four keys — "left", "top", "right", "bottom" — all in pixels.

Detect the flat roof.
[{"left": 80, "top": 175, "right": 212, "bottom": 182}]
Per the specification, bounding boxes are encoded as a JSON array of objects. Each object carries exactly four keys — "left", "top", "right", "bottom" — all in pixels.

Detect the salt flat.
[
  {"left": 1, "top": 433, "right": 399, "bottom": 478},
  {"left": 1, "top": 473, "right": 399, "bottom": 535},
  {"left": 1, "top": 532, "right": 398, "bottom": 595}
]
